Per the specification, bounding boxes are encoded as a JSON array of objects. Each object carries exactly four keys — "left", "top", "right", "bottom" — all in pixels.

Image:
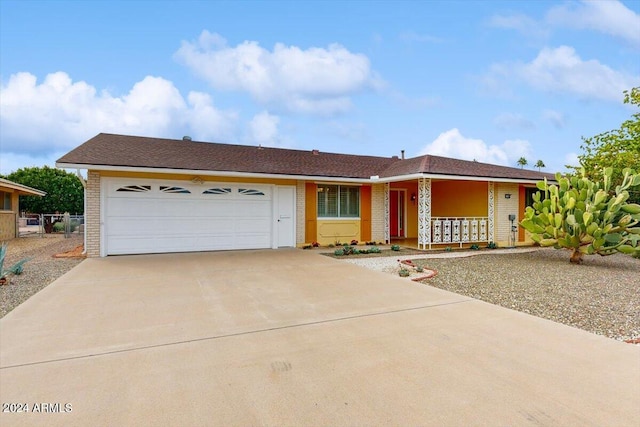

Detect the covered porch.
[{"left": 385, "top": 178, "right": 496, "bottom": 250}]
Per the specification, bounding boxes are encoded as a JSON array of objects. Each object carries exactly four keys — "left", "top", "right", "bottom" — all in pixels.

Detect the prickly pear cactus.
[{"left": 520, "top": 168, "right": 640, "bottom": 263}]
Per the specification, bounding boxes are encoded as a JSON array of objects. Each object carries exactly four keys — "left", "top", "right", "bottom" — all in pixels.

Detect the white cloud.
[
  {"left": 0, "top": 71, "right": 239, "bottom": 173},
  {"left": 546, "top": 0, "right": 640, "bottom": 47},
  {"left": 542, "top": 109, "right": 567, "bottom": 129},
  {"left": 248, "top": 111, "right": 280, "bottom": 145},
  {"left": 485, "top": 46, "right": 639, "bottom": 102},
  {"left": 418, "top": 128, "right": 532, "bottom": 167},
  {"left": 493, "top": 113, "right": 535, "bottom": 130},
  {"left": 174, "top": 31, "right": 382, "bottom": 114},
  {"left": 488, "top": 13, "right": 549, "bottom": 40},
  {"left": 564, "top": 152, "right": 580, "bottom": 169}
]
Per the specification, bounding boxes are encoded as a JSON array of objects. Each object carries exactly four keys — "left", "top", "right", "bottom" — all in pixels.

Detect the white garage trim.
[{"left": 100, "top": 178, "right": 295, "bottom": 256}]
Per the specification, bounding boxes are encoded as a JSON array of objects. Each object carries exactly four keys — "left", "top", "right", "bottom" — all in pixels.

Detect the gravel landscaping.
[
  {"left": 1, "top": 234, "right": 84, "bottom": 318},
  {"left": 346, "top": 248, "right": 640, "bottom": 343}
]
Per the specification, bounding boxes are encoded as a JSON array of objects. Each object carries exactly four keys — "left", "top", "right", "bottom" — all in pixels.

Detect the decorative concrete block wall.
[{"left": 371, "top": 183, "right": 385, "bottom": 243}]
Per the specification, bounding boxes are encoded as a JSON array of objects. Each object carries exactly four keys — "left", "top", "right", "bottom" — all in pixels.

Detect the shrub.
[
  {"left": 445, "top": 246, "right": 452, "bottom": 252},
  {"left": 350, "top": 239, "right": 358, "bottom": 245},
  {"left": 391, "top": 245, "right": 400, "bottom": 251},
  {"left": 312, "top": 241, "right": 320, "bottom": 248},
  {"left": 470, "top": 244, "right": 480, "bottom": 250},
  {"left": 328, "top": 244, "right": 335, "bottom": 248},
  {"left": 342, "top": 246, "right": 355, "bottom": 255},
  {"left": 486, "top": 241, "right": 497, "bottom": 249},
  {"left": 369, "top": 246, "right": 381, "bottom": 254},
  {"left": 302, "top": 244, "right": 312, "bottom": 250},
  {"left": 416, "top": 265, "right": 424, "bottom": 273},
  {"left": 53, "top": 222, "right": 65, "bottom": 232},
  {"left": 398, "top": 267, "right": 411, "bottom": 277},
  {"left": 334, "top": 248, "right": 345, "bottom": 256}
]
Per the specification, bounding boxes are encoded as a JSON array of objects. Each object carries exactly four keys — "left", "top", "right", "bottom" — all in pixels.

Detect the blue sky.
[{"left": 1, "top": 0, "right": 639, "bottom": 176}]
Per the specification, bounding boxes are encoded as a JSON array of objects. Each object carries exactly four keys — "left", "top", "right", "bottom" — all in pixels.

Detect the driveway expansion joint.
[{"left": 0, "top": 298, "right": 474, "bottom": 370}]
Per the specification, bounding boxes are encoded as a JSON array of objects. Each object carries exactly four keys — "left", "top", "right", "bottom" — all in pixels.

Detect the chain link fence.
[{"left": 18, "top": 213, "right": 84, "bottom": 238}]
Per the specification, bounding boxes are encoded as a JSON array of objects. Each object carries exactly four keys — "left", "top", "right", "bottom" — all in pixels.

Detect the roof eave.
[
  {"left": 55, "top": 162, "right": 375, "bottom": 184},
  {"left": 0, "top": 179, "right": 47, "bottom": 197},
  {"left": 376, "top": 172, "right": 554, "bottom": 184}
]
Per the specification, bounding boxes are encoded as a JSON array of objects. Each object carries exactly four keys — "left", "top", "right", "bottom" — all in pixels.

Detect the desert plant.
[
  {"left": 369, "top": 246, "right": 381, "bottom": 254},
  {"left": 334, "top": 248, "right": 345, "bottom": 256},
  {"left": 391, "top": 244, "right": 400, "bottom": 251},
  {"left": 486, "top": 241, "right": 498, "bottom": 249},
  {"left": 445, "top": 246, "right": 452, "bottom": 252},
  {"left": 398, "top": 267, "right": 411, "bottom": 277},
  {"left": 0, "top": 242, "right": 31, "bottom": 283},
  {"left": 520, "top": 168, "right": 640, "bottom": 263},
  {"left": 470, "top": 244, "right": 480, "bottom": 250},
  {"left": 415, "top": 265, "right": 424, "bottom": 273},
  {"left": 342, "top": 245, "right": 355, "bottom": 255}
]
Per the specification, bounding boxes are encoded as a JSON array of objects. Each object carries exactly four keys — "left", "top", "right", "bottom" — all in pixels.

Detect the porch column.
[
  {"left": 384, "top": 183, "right": 390, "bottom": 243},
  {"left": 488, "top": 181, "right": 495, "bottom": 243},
  {"left": 418, "top": 177, "right": 431, "bottom": 250}
]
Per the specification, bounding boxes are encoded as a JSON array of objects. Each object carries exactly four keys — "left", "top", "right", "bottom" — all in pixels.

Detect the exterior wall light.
[{"left": 505, "top": 193, "right": 511, "bottom": 199}]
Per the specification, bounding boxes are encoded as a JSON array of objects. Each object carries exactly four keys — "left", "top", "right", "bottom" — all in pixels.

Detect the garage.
[{"left": 103, "top": 178, "right": 294, "bottom": 255}]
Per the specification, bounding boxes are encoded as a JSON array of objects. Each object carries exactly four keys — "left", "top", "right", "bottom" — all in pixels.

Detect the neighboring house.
[
  {"left": 0, "top": 178, "right": 46, "bottom": 240},
  {"left": 56, "top": 133, "right": 555, "bottom": 257}
]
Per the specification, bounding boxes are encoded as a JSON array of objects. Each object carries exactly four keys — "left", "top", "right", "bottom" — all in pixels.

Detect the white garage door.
[{"left": 104, "top": 179, "right": 279, "bottom": 255}]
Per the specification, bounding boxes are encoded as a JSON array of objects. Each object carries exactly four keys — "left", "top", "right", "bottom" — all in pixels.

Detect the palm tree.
[
  {"left": 517, "top": 157, "right": 528, "bottom": 169},
  {"left": 535, "top": 160, "right": 545, "bottom": 171}
]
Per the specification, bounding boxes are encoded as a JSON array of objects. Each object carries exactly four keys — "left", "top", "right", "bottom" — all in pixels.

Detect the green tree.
[
  {"left": 520, "top": 168, "right": 640, "bottom": 264},
  {"left": 7, "top": 166, "right": 84, "bottom": 232},
  {"left": 573, "top": 87, "right": 640, "bottom": 203},
  {"left": 535, "top": 160, "right": 545, "bottom": 171},
  {"left": 517, "top": 157, "right": 528, "bottom": 169}
]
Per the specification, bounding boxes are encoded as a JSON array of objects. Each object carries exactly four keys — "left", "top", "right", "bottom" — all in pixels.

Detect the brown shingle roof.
[
  {"left": 57, "top": 133, "right": 396, "bottom": 179},
  {"left": 56, "top": 133, "right": 556, "bottom": 182},
  {"left": 379, "top": 154, "right": 556, "bottom": 181}
]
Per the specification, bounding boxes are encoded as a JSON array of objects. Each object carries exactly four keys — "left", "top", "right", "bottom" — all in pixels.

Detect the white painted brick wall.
[
  {"left": 86, "top": 171, "right": 101, "bottom": 257},
  {"left": 495, "top": 183, "right": 519, "bottom": 245}
]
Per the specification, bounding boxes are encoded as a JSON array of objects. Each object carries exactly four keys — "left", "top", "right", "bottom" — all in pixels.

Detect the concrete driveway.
[{"left": 1, "top": 249, "right": 638, "bottom": 426}]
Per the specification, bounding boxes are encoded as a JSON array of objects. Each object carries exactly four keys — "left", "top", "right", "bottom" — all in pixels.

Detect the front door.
[
  {"left": 390, "top": 189, "right": 405, "bottom": 238},
  {"left": 276, "top": 186, "right": 295, "bottom": 247}
]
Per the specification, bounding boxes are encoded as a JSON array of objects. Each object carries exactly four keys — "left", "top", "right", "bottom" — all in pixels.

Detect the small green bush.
[
  {"left": 470, "top": 244, "right": 480, "bottom": 250},
  {"left": 369, "top": 246, "right": 381, "bottom": 254},
  {"left": 445, "top": 246, "right": 452, "bottom": 252},
  {"left": 416, "top": 265, "right": 424, "bottom": 273},
  {"left": 52, "top": 222, "right": 65, "bottom": 232},
  {"left": 391, "top": 245, "right": 400, "bottom": 251},
  {"left": 334, "top": 248, "right": 345, "bottom": 256},
  {"left": 399, "top": 267, "right": 411, "bottom": 277},
  {"left": 486, "top": 241, "right": 498, "bottom": 249}
]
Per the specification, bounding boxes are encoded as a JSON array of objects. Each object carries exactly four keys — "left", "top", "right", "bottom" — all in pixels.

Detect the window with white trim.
[{"left": 317, "top": 185, "right": 360, "bottom": 218}]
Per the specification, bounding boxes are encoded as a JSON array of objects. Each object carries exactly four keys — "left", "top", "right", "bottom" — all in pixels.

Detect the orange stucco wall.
[
  {"left": 390, "top": 181, "right": 418, "bottom": 238},
  {"left": 431, "top": 180, "right": 488, "bottom": 217}
]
